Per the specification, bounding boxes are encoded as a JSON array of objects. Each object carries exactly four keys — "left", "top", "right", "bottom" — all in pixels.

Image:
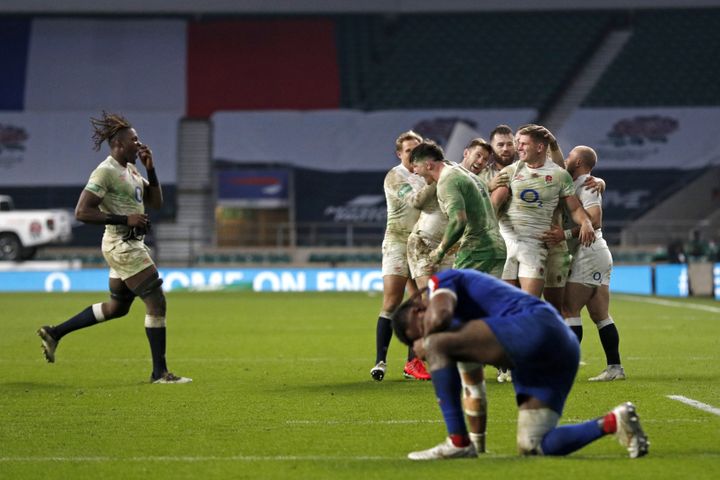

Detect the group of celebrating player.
[{"left": 372, "top": 124, "right": 648, "bottom": 460}]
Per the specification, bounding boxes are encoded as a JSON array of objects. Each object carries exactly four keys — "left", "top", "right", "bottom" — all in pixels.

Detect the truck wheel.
[
  {"left": 0, "top": 233, "right": 22, "bottom": 261},
  {"left": 21, "top": 246, "right": 38, "bottom": 260}
]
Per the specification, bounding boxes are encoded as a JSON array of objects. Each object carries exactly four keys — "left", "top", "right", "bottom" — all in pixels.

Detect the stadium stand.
[
  {"left": 2, "top": 7, "right": 719, "bottom": 264},
  {"left": 584, "top": 9, "right": 720, "bottom": 107},
  {"left": 337, "top": 12, "right": 614, "bottom": 111}
]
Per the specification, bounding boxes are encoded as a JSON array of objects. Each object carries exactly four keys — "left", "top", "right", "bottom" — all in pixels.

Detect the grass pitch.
[{"left": 0, "top": 291, "right": 719, "bottom": 479}]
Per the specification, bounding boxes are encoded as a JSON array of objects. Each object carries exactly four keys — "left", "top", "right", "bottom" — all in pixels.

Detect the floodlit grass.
[{"left": 0, "top": 291, "right": 718, "bottom": 479}]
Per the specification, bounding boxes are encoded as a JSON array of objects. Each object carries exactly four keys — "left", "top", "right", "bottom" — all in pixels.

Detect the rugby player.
[
  {"left": 542, "top": 146, "right": 626, "bottom": 382},
  {"left": 37, "top": 112, "right": 190, "bottom": 384},
  {"left": 392, "top": 269, "right": 649, "bottom": 460},
  {"left": 371, "top": 131, "right": 430, "bottom": 381},
  {"left": 490, "top": 125, "right": 595, "bottom": 298}
]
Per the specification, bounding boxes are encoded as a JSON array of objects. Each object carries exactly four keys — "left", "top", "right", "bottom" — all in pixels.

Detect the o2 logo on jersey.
[
  {"left": 519, "top": 189, "right": 543, "bottom": 207},
  {"left": 134, "top": 186, "right": 143, "bottom": 203},
  {"left": 593, "top": 271, "right": 602, "bottom": 281}
]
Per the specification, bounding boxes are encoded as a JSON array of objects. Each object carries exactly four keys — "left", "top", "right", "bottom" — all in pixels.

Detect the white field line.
[
  {"left": 0, "top": 357, "right": 368, "bottom": 364},
  {"left": 667, "top": 395, "right": 720, "bottom": 416},
  {"left": 6, "top": 355, "right": 716, "bottom": 363},
  {"left": 0, "top": 455, "right": 400, "bottom": 462},
  {"left": 287, "top": 419, "right": 444, "bottom": 425},
  {"left": 617, "top": 295, "right": 720, "bottom": 314},
  {"left": 287, "top": 418, "right": 704, "bottom": 426},
  {"left": 2, "top": 453, "right": 719, "bottom": 463},
  {"left": 624, "top": 356, "right": 715, "bottom": 361}
]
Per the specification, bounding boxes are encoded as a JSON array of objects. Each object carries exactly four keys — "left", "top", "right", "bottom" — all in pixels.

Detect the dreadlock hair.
[{"left": 90, "top": 111, "right": 132, "bottom": 151}]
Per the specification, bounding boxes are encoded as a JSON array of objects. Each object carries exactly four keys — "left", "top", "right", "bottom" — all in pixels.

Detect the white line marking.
[
  {"left": 625, "top": 356, "right": 715, "bottom": 361},
  {"left": 667, "top": 395, "right": 720, "bottom": 416},
  {"left": 1, "top": 452, "right": 719, "bottom": 463},
  {"left": 0, "top": 357, "right": 368, "bottom": 364},
  {"left": 0, "top": 455, "right": 400, "bottom": 463},
  {"left": 617, "top": 295, "right": 720, "bottom": 314},
  {"left": 287, "top": 419, "right": 444, "bottom": 425},
  {"left": 288, "top": 418, "right": 705, "bottom": 426}
]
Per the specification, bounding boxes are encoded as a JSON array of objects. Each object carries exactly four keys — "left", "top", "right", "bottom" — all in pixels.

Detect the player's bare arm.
[
  {"left": 412, "top": 292, "right": 456, "bottom": 364},
  {"left": 424, "top": 291, "right": 457, "bottom": 336},
  {"left": 138, "top": 144, "right": 163, "bottom": 209},
  {"left": 490, "top": 184, "right": 509, "bottom": 215},
  {"left": 75, "top": 190, "right": 148, "bottom": 228},
  {"left": 562, "top": 195, "right": 595, "bottom": 246},
  {"left": 584, "top": 204, "right": 603, "bottom": 230},
  {"left": 548, "top": 141, "right": 565, "bottom": 168}
]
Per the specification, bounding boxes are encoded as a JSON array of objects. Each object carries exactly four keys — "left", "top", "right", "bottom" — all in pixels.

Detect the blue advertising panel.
[
  {"left": 655, "top": 264, "right": 689, "bottom": 297},
  {"left": 715, "top": 263, "right": 720, "bottom": 300},
  {"left": 4, "top": 264, "right": 705, "bottom": 297},
  {"left": 610, "top": 265, "right": 653, "bottom": 295},
  {"left": 293, "top": 167, "right": 386, "bottom": 223},
  {"left": 0, "top": 268, "right": 384, "bottom": 293}
]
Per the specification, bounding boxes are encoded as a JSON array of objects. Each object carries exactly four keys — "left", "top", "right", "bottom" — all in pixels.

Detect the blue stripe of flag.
[{"left": 0, "top": 18, "right": 30, "bottom": 110}]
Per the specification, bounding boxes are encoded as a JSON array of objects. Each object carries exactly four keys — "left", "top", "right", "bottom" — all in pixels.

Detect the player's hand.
[
  {"left": 138, "top": 144, "right": 154, "bottom": 170},
  {"left": 488, "top": 171, "right": 509, "bottom": 192},
  {"left": 445, "top": 243, "right": 460, "bottom": 257},
  {"left": 540, "top": 224, "right": 564, "bottom": 245},
  {"left": 539, "top": 127, "right": 558, "bottom": 150},
  {"left": 412, "top": 338, "right": 427, "bottom": 360},
  {"left": 583, "top": 176, "right": 605, "bottom": 194},
  {"left": 578, "top": 221, "right": 595, "bottom": 247},
  {"left": 428, "top": 247, "right": 444, "bottom": 266},
  {"left": 127, "top": 213, "right": 149, "bottom": 228}
]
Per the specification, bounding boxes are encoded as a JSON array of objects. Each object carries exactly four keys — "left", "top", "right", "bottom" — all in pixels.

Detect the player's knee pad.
[
  {"left": 145, "top": 314, "right": 166, "bottom": 328},
  {"left": 102, "top": 288, "right": 135, "bottom": 321},
  {"left": 110, "top": 289, "right": 136, "bottom": 304},
  {"left": 516, "top": 408, "right": 560, "bottom": 456},
  {"left": 132, "top": 273, "right": 164, "bottom": 299}
]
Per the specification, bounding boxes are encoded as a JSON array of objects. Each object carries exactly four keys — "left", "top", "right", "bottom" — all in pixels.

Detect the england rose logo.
[
  {"left": 606, "top": 115, "right": 678, "bottom": 147},
  {"left": 0, "top": 123, "right": 29, "bottom": 168}
]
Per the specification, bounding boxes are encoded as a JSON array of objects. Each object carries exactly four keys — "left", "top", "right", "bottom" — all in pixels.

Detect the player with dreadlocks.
[{"left": 37, "top": 111, "right": 191, "bottom": 384}]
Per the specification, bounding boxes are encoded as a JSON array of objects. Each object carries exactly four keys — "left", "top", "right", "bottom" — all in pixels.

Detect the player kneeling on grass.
[{"left": 391, "top": 269, "right": 648, "bottom": 460}]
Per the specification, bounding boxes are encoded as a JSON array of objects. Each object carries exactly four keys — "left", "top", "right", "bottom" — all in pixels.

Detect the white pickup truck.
[{"left": 0, "top": 195, "right": 73, "bottom": 261}]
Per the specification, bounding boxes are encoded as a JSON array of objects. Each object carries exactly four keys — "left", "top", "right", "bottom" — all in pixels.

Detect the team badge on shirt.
[{"left": 545, "top": 175, "right": 553, "bottom": 183}]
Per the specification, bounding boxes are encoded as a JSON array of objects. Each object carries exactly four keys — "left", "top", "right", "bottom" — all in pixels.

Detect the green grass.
[{"left": 0, "top": 291, "right": 719, "bottom": 479}]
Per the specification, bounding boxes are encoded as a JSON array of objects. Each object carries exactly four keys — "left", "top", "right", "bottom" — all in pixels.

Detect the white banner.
[
  {"left": 212, "top": 109, "right": 536, "bottom": 171},
  {"left": 0, "top": 111, "right": 180, "bottom": 185},
  {"left": 557, "top": 108, "right": 720, "bottom": 169}
]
